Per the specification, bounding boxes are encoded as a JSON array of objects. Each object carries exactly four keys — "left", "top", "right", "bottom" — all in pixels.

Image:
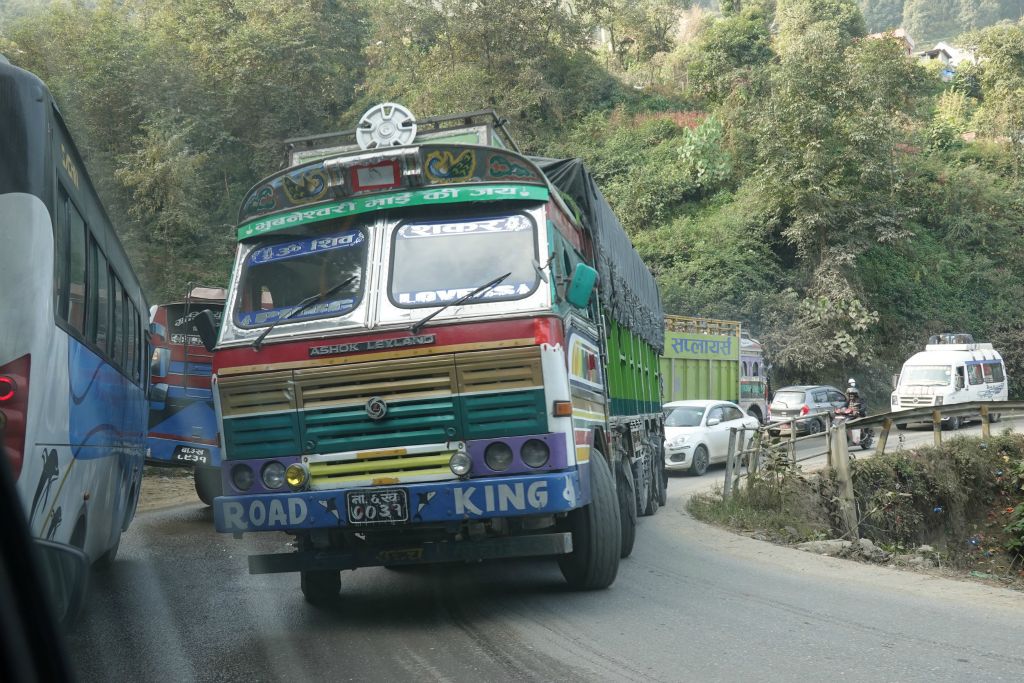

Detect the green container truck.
[{"left": 661, "top": 315, "right": 768, "bottom": 423}]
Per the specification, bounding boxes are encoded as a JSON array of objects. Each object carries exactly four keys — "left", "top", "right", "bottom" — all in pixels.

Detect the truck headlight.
[
  {"left": 484, "top": 442, "right": 514, "bottom": 471},
  {"left": 935, "top": 396, "right": 944, "bottom": 406},
  {"left": 261, "top": 461, "right": 286, "bottom": 489},
  {"left": 231, "top": 464, "right": 254, "bottom": 492},
  {"left": 286, "top": 463, "right": 308, "bottom": 490},
  {"left": 891, "top": 394, "right": 898, "bottom": 405},
  {"left": 449, "top": 450, "right": 472, "bottom": 476},
  {"left": 521, "top": 439, "right": 550, "bottom": 468}
]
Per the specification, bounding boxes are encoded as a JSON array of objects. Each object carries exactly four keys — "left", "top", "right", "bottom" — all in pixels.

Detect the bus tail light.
[{"left": 0, "top": 354, "right": 31, "bottom": 480}]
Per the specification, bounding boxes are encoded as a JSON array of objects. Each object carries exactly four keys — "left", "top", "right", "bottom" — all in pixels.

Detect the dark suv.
[{"left": 768, "top": 385, "right": 847, "bottom": 436}]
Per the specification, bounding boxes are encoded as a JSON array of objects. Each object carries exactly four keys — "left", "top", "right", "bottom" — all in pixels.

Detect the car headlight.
[
  {"left": 666, "top": 436, "right": 688, "bottom": 448},
  {"left": 520, "top": 439, "right": 550, "bottom": 468},
  {"left": 261, "top": 461, "right": 286, "bottom": 489},
  {"left": 484, "top": 442, "right": 514, "bottom": 471},
  {"left": 231, "top": 464, "right": 254, "bottom": 492}
]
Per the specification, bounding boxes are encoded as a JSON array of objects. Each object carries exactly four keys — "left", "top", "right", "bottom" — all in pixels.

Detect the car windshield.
[
  {"left": 233, "top": 224, "right": 368, "bottom": 327},
  {"left": 665, "top": 406, "right": 706, "bottom": 427},
  {"left": 771, "top": 391, "right": 807, "bottom": 408},
  {"left": 902, "top": 365, "right": 952, "bottom": 386},
  {"left": 390, "top": 212, "right": 538, "bottom": 308}
]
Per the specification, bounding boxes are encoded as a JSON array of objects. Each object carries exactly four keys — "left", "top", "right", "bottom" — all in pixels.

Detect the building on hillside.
[
  {"left": 918, "top": 42, "right": 977, "bottom": 81},
  {"left": 867, "top": 27, "right": 916, "bottom": 55}
]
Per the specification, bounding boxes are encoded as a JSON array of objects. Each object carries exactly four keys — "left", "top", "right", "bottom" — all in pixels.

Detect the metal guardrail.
[
  {"left": 721, "top": 400, "right": 1024, "bottom": 501},
  {"left": 720, "top": 401, "right": 1024, "bottom": 540}
]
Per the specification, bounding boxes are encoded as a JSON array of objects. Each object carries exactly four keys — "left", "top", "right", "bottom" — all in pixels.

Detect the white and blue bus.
[{"left": 0, "top": 57, "right": 149, "bottom": 566}]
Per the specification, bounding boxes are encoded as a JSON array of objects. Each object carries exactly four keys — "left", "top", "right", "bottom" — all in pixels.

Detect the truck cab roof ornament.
[{"left": 356, "top": 103, "right": 417, "bottom": 150}]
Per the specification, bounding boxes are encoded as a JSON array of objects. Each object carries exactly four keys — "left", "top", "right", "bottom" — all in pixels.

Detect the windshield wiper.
[
  {"left": 251, "top": 274, "right": 358, "bottom": 351},
  {"left": 409, "top": 272, "right": 511, "bottom": 335}
]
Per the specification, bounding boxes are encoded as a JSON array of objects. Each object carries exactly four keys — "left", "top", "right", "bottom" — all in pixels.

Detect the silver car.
[{"left": 768, "top": 385, "right": 847, "bottom": 436}]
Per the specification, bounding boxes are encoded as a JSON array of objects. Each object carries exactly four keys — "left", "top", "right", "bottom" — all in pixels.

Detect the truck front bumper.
[{"left": 213, "top": 470, "right": 583, "bottom": 534}]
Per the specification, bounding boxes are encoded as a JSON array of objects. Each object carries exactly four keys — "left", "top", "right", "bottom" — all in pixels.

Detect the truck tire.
[
  {"left": 301, "top": 570, "right": 340, "bottom": 604},
  {"left": 558, "top": 450, "right": 621, "bottom": 590},
  {"left": 655, "top": 441, "right": 668, "bottom": 507},
  {"left": 194, "top": 465, "right": 222, "bottom": 507},
  {"left": 642, "top": 446, "right": 660, "bottom": 517},
  {"left": 617, "top": 460, "right": 637, "bottom": 559}
]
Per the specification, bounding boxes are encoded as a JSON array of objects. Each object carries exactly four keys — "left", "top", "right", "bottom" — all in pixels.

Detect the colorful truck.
[
  {"left": 661, "top": 315, "right": 768, "bottom": 422},
  {"left": 194, "top": 105, "right": 666, "bottom": 602},
  {"left": 147, "top": 286, "right": 226, "bottom": 504}
]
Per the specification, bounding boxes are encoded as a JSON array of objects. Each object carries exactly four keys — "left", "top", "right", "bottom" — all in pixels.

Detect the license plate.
[
  {"left": 346, "top": 488, "right": 409, "bottom": 525},
  {"left": 172, "top": 445, "right": 209, "bottom": 465}
]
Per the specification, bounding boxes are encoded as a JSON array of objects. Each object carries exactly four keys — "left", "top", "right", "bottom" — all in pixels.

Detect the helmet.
[{"left": 848, "top": 378, "right": 857, "bottom": 389}]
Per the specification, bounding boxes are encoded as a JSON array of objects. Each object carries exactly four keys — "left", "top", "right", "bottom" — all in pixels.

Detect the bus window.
[
  {"left": 68, "top": 204, "right": 87, "bottom": 333},
  {"left": 90, "top": 243, "right": 110, "bottom": 351},
  {"left": 753, "top": 362, "right": 759, "bottom": 377},
  {"left": 127, "top": 309, "right": 138, "bottom": 382},
  {"left": 54, "top": 188, "right": 70, "bottom": 320},
  {"left": 112, "top": 276, "right": 125, "bottom": 367}
]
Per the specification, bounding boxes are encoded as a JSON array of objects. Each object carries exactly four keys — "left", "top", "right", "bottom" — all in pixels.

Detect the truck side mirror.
[
  {"left": 565, "top": 263, "right": 598, "bottom": 309},
  {"left": 149, "top": 321, "right": 167, "bottom": 343},
  {"left": 150, "top": 347, "right": 170, "bottom": 379},
  {"left": 891, "top": 374, "right": 899, "bottom": 390},
  {"left": 148, "top": 382, "right": 168, "bottom": 409},
  {"left": 193, "top": 309, "right": 218, "bottom": 352}
]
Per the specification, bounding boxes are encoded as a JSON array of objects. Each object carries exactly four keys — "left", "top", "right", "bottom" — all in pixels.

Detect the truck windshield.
[
  {"left": 389, "top": 212, "right": 538, "bottom": 308},
  {"left": 901, "top": 365, "right": 952, "bottom": 386},
  {"left": 664, "top": 406, "right": 705, "bottom": 427},
  {"left": 234, "top": 225, "right": 367, "bottom": 327}
]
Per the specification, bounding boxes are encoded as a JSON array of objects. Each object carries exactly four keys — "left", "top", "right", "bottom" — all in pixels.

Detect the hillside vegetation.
[{"left": 3, "top": 0, "right": 1024, "bottom": 403}]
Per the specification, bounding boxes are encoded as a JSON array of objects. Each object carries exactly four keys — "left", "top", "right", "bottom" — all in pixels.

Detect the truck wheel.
[
  {"left": 642, "top": 447, "right": 660, "bottom": 517},
  {"left": 896, "top": 423, "right": 907, "bottom": 430},
  {"left": 617, "top": 461, "right": 637, "bottom": 559},
  {"left": 194, "top": 466, "right": 222, "bottom": 507},
  {"left": 301, "top": 570, "right": 340, "bottom": 604},
  {"left": 655, "top": 441, "right": 667, "bottom": 507},
  {"left": 989, "top": 412, "right": 1001, "bottom": 424},
  {"left": 558, "top": 450, "right": 621, "bottom": 590}
]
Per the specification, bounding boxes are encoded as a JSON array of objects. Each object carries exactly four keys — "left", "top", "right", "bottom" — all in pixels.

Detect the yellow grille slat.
[
  {"left": 218, "top": 371, "right": 294, "bottom": 416},
  {"left": 310, "top": 453, "right": 453, "bottom": 476},
  {"left": 311, "top": 467, "right": 452, "bottom": 485},
  {"left": 456, "top": 347, "right": 542, "bottom": 393},
  {"left": 295, "top": 355, "right": 457, "bottom": 409}
]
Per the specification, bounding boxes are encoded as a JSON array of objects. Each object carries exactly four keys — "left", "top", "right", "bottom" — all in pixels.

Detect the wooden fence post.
[
  {"left": 874, "top": 417, "right": 893, "bottom": 457},
  {"left": 747, "top": 430, "right": 763, "bottom": 490},
  {"left": 980, "top": 404, "right": 991, "bottom": 440},
  {"left": 932, "top": 410, "right": 942, "bottom": 447},
  {"left": 723, "top": 428, "right": 738, "bottom": 500},
  {"left": 789, "top": 421, "right": 797, "bottom": 466},
  {"left": 831, "top": 423, "right": 859, "bottom": 539}
]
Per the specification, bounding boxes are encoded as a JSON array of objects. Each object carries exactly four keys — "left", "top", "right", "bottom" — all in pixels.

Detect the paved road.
[{"left": 66, "top": 421, "right": 1024, "bottom": 682}]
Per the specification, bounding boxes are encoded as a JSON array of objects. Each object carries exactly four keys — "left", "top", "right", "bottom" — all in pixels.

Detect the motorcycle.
[{"left": 834, "top": 405, "right": 874, "bottom": 450}]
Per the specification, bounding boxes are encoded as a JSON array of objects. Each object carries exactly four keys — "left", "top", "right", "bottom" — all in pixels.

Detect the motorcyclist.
[{"left": 844, "top": 379, "right": 867, "bottom": 418}]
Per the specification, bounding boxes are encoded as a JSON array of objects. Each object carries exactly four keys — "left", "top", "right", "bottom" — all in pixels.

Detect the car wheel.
[
  {"left": 896, "top": 423, "right": 907, "bottom": 430},
  {"left": 807, "top": 418, "right": 823, "bottom": 436},
  {"left": 989, "top": 412, "right": 1001, "bottom": 424},
  {"left": 688, "top": 446, "right": 709, "bottom": 477}
]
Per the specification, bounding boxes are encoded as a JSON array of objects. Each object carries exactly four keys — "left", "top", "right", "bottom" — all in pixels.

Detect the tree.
[{"left": 860, "top": 0, "right": 905, "bottom": 33}]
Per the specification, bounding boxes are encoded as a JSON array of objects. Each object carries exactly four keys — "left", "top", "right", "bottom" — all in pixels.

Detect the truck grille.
[{"left": 217, "top": 346, "right": 546, "bottom": 481}]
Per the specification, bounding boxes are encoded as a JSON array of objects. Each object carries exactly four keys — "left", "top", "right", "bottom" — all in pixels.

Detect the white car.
[{"left": 663, "top": 400, "right": 760, "bottom": 476}]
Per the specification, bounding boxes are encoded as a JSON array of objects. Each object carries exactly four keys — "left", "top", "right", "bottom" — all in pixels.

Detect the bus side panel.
[{"left": 67, "top": 337, "right": 146, "bottom": 558}]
